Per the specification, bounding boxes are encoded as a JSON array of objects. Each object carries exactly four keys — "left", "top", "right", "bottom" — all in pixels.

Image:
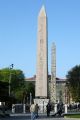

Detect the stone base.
[{"left": 34, "top": 98, "right": 49, "bottom": 113}]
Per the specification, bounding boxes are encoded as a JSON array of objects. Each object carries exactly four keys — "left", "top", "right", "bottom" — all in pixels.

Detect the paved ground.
[
  {"left": 0, "top": 113, "right": 79, "bottom": 120},
  {"left": 0, "top": 117, "right": 77, "bottom": 120}
]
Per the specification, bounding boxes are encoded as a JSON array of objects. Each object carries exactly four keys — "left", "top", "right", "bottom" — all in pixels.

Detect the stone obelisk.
[
  {"left": 35, "top": 6, "right": 48, "bottom": 98},
  {"left": 50, "top": 42, "right": 56, "bottom": 103}
]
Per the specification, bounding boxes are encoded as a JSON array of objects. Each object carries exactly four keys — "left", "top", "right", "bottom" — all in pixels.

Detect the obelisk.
[
  {"left": 50, "top": 42, "right": 56, "bottom": 103},
  {"left": 35, "top": 6, "right": 48, "bottom": 98}
]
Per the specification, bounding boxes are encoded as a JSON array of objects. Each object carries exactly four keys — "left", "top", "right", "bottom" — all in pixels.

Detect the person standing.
[
  {"left": 46, "top": 102, "right": 51, "bottom": 117},
  {"left": 30, "top": 102, "right": 36, "bottom": 120},
  {"left": 57, "top": 102, "right": 63, "bottom": 116},
  {"left": 35, "top": 104, "right": 39, "bottom": 118}
]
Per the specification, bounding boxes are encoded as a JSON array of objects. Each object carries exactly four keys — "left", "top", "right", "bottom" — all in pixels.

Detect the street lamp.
[{"left": 9, "top": 64, "right": 14, "bottom": 96}]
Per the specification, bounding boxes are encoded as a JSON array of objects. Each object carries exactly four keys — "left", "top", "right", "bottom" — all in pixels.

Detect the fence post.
[
  {"left": 54, "top": 103, "right": 57, "bottom": 113},
  {"left": 23, "top": 104, "right": 26, "bottom": 113},
  {"left": 12, "top": 104, "right": 15, "bottom": 113},
  {"left": 64, "top": 104, "right": 67, "bottom": 113}
]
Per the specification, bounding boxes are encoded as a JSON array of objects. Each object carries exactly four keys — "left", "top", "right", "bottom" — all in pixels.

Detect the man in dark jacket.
[{"left": 46, "top": 102, "right": 51, "bottom": 117}]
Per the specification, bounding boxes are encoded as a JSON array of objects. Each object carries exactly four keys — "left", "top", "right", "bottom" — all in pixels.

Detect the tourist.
[
  {"left": 46, "top": 102, "right": 51, "bottom": 117},
  {"left": 30, "top": 101, "right": 36, "bottom": 120},
  {"left": 35, "top": 103, "right": 39, "bottom": 118},
  {"left": 57, "top": 102, "right": 63, "bottom": 116}
]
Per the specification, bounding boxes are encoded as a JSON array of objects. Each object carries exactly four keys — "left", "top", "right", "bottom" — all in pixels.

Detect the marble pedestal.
[{"left": 34, "top": 98, "right": 49, "bottom": 113}]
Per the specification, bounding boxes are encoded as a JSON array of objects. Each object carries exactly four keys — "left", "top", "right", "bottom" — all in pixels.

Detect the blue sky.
[{"left": 0, "top": 0, "right": 80, "bottom": 78}]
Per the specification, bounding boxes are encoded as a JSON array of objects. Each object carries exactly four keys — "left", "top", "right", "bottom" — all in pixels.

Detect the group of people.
[
  {"left": 68, "top": 103, "right": 80, "bottom": 111},
  {"left": 30, "top": 101, "right": 52, "bottom": 120},
  {"left": 30, "top": 101, "right": 63, "bottom": 120},
  {"left": 46, "top": 102, "right": 63, "bottom": 117}
]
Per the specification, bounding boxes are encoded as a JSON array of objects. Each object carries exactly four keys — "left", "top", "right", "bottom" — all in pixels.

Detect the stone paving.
[{"left": 0, "top": 113, "right": 79, "bottom": 120}]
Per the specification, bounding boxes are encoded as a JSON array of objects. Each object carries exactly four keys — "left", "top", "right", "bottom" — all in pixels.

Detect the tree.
[
  {"left": 66, "top": 65, "right": 80, "bottom": 102},
  {"left": 0, "top": 68, "right": 25, "bottom": 102},
  {"left": 0, "top": 68, "right": 35, "bottom": 103},
  {"left": 25, "top": 82, "right": 35, "bottom": 102},
  {"left": 0, "top": 81, "right": 8, "bottom": 100}
]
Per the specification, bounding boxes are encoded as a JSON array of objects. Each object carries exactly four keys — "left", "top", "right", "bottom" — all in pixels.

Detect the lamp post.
[{"left": 9, "top": 64, "right": 14, "bottom": 96}]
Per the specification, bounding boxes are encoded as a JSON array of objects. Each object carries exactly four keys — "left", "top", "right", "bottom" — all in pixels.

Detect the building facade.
[{"left": 25, "top": 76, "right": 67, "bottom": 104}]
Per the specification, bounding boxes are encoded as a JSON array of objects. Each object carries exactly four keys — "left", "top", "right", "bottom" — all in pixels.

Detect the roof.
[
  {"left": 25, "top": 75, "right": 36, "bottom": 81},
  {"left": 25, "top": 75, "right": 66, "bottom": 82}
]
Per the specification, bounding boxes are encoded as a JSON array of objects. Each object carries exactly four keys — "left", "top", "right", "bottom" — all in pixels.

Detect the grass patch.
[{"left": 64, "top": 114, "right": 80, "bottom": 118}]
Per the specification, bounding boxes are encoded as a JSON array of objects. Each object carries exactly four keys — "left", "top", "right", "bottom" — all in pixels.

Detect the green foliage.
[
  {"left": 0, "top": 68, "right": 35, "bottom": 103},
  {"left": 66, "top": 65, "right": 80, "bottom": 102},
  {"left": 0, "top": 68, "right": 10, "bottom": 82},
  {"left": 0, "top": 68, "right": 26, "bottom": 102},
  {"left": 0, "top": 81, "right": 9, "bottom": 98},
  {"left": 26, "top": 82, "right": 35, "bottom": 98}
]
